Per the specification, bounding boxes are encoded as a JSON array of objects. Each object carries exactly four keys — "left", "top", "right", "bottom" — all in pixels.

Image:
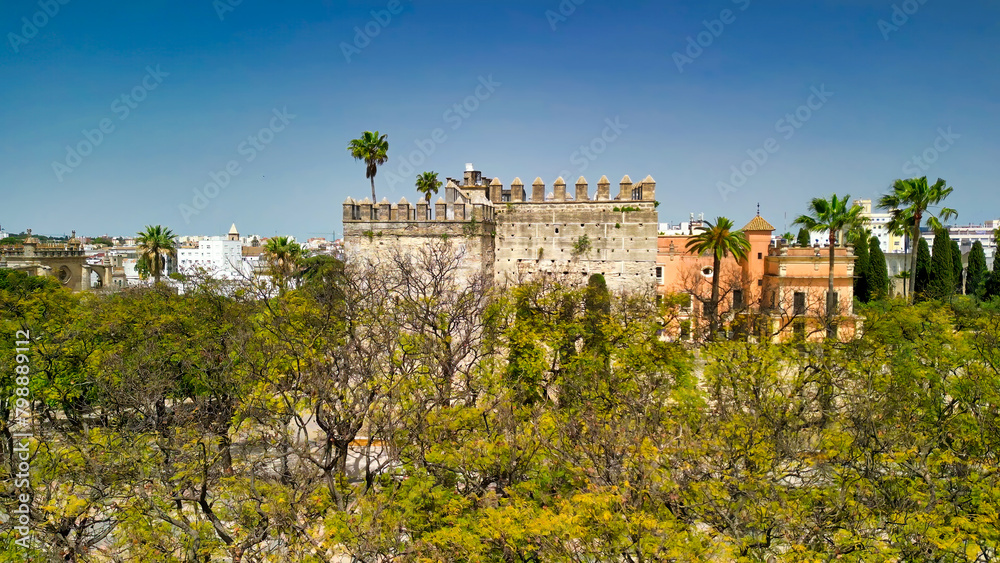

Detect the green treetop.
[
  {"left": 868, "top": 236, "right": 890, "bottom": 300},
  {"left": 796, "top": 227, "right": 811, "bottom": 247},
  {"left": 853, "top": 233, "right": 872, "bottom": 304},
  {"left": 926, "top": 229, "right": 954, "bottom": 300},
  {"left": 966, "top": 241, "right": 988, "bottom": 298},
  {"left": 950, "top": 239, "right": 963, "bottom": 295},
  {"left": 915, "top": 237, "right": 932, "bottom": 298}
]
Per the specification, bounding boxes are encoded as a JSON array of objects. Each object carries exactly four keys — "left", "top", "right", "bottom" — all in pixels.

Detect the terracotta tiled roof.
[{"left": 743, "top": 215, "right": 775, "bottom": 232}]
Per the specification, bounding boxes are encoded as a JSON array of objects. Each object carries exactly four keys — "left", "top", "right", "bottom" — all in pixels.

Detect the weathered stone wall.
[
  {"left": 342, "top": 201, "right": 495, "bottom": 284},
  {"left": 341, "top": 173, "right": 658, "bottom": 294},
  {"left": 493, "top": 201, "right": 657, "bottom": 292}
]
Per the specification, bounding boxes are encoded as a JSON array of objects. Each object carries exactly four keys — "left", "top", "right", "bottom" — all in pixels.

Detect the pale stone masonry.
[{"left": 342, "top": 166, "right": 658, "bottom": 292}]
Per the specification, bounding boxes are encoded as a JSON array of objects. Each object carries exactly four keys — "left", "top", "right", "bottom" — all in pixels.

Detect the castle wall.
[
  {"left": 342, "top": 199, "right": 496, "bottom": 285},
  {"left": 341, "top": 173, "right": 658, "bottom": 294},
  {"left": 494, "top": 201, "right": 657, "bottom": 292}
]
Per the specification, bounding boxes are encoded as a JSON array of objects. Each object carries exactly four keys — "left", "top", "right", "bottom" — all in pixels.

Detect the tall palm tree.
[
  {"left": 793, "top": 194, "right": 864, "bottom": 338},
  {"left": 136, "top": 225, "right": 177, "bottom": 285},
  {"left": 878, "top": 177, "right": 957, "bottom": 300},
  {"left": 685, "top": 217, "right": 751, "bottom": 341},
  {"left": 847, "top": 223, "right": 873, "bottom": 248},
  {"left": 348, "top": 131, "right": 389, "bottom": 202},
  {"left": 264, "top": 236, "right": 302, "bottom": 295},
  {"left": 415, "top": 171, "right": 442, "bottom": 203}
]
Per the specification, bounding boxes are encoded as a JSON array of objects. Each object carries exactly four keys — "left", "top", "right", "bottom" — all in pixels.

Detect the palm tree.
[
  {"left": 685, "top": 217, "right": 751, "bottom": 341},
  {"left": 264, "top": 236, "right": 302, "bottom": 295},
  {"left": 878, "top": 177, "right": 957, "bottom": 300},
  {"left": 847, "top": 223, "right": 873, "bottom": 248},
  {"left": 136, "top": 225, "right": 177, "bottom": 285},
  {"left": 348, "top": 131, "right": 389, "bottom": 202},
  {"left": 793, "top": 194, "right": 863, "bottom": 339},
  {"left": 415, "top": 171, "right": 442, "bottom": 203}
]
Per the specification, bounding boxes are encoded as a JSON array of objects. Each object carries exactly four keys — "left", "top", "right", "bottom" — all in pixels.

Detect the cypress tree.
[
  {"left": 966, "top": 241, "right": 988, "bottom": 298},
  {"left": 583, "top": 274, "right": 611, "bottom": 356},
  {"left": 927, "top": 230, "right": 954, "bottom": 300},
  {"left": 987, "top": 251, "right": 1000, "bottom": 300},
  {"left": 796, "top": 228, "right": 811, "bottom": 247},
  {"left": 868, "top": 236, "right": 889, "bottom": 300},
  {"left": 915, "top": 237, "right": 932, "bottom": 298},
  {"left": 950, "top": 240, "right": 964, "bottom": 295},
  {"left": 853, "top": 235, "right": 872, "bottom": 303}
]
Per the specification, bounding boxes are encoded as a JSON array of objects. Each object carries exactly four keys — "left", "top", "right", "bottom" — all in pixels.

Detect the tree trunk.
[
  {"left": 370, "top": 176, "right": 376, "bottom": 202},
  {"left": 218, "top": 431, "right": 233, "bottom": 476},
  {"left": 827, "top": 231, "right": 836, "bottom": 340},
  {"left": 709, "top": 253, "right": 721, "bottom": 341},
  {"left": 909, "top": 211, "right": 922, "bottom": 301}
]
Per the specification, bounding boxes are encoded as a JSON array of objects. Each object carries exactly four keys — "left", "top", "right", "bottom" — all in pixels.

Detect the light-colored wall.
[
  {"left": 494, "top": 201, "right": 657, "bottom": 292},
  {"left": 342, "top": 174, "right": 658, "bottom": 294},
  {"left": 342, "top": 203, "right": 496, "bottom": 285}
]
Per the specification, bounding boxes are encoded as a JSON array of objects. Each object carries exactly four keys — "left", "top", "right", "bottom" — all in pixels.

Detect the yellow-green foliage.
[{"left": 1, "top": 261, "right": 1000, "bottom": 561}]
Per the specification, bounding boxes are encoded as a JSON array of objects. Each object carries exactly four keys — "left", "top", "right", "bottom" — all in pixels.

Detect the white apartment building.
[
  {"left": 855, "top": 199, "right": 907, "bottom": 254},
  {"left": 920, "top": 219, "right": 999, "bottom": 268},
  {"left": 176, "top": 224, "right": 249, "bottom": 280}
]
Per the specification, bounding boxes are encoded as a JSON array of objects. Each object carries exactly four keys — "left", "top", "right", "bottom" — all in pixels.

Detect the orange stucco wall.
[{"left": 655, "top": 220, "right": 859, "bottom": 342}]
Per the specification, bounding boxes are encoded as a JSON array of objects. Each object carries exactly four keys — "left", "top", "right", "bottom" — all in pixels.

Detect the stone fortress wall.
[{"left": 342, "top": 166, "right": 658, "bottom": 293}]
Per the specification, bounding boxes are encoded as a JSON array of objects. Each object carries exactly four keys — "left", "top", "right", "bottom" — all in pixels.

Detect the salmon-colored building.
[{"left": 656, "top": 214, "right": 859, "bottom": 342}]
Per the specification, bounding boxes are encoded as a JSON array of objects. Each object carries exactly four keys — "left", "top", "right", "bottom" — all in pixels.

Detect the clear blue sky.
[{"left": 2, "top": 0, "right": 998, "bottom": 240}]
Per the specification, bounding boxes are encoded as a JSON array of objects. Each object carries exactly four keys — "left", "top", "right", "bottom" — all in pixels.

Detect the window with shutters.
[{"left": 794, "top": 292, "right": 807, "bottom": 315}]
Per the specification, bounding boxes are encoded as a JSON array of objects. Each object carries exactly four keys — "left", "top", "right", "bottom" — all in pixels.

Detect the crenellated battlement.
[
  {"left": 342, "top": 173, "right": 657, "bottom": 225},
  {"left": 341, "top": 166, "right": 659, "bottom": 292},
  {"left": 492, "top": 174, "right": 656, "bottom": 204},
  {"left": 342, "top": 195, "right": 496, "bottom": 224}
]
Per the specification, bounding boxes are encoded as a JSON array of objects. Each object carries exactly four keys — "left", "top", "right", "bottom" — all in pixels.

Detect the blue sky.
[{"left": 1, "top": 0, "right": 998, "bottom": 240}]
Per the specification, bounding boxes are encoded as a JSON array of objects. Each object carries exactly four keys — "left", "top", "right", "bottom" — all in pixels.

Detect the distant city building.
[
  {"left": 855, "top": 199, "right": 907, "bottom": 254},
  {"left": 920, "top": 219, "right": 999, "bottom": 268},
  {"left": 176, "top": 224, "right": 248, "bottom": 280},
  {"left": 0, "top": 229, "right": 112, "bottom": 290},
  {"left": 302, "top": 237, "right": 332, "bottom": 251},
  {"left": 659, "top": 214, "right": 706, "bottom": 236}
]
